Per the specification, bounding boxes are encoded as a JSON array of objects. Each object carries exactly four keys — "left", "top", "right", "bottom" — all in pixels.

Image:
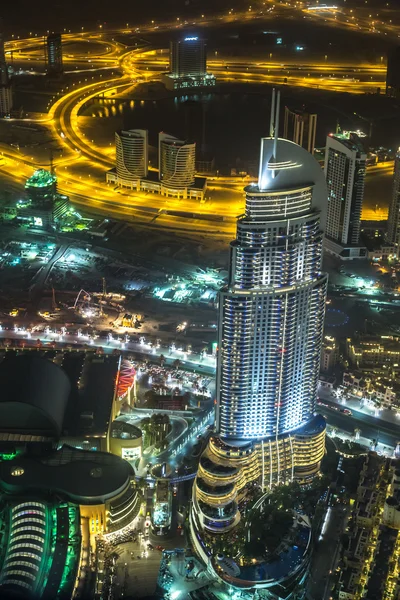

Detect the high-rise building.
[
  {"left": 170, "top": 37, "right": 207, "bottom": 77},
  {"left": 106, "top": 130, "right": 205, "bottom": 200},
  {"left": 158, "top": 133, "right": 196, "bottom": 188},
  {"left": 115, "top": 129, "right": 148, "bottom": 187},
  {"left": 386, "top": 47, "right": 400, "bottom": 98},
  {"left": 0, "top": 22, "right": 7, "bottom": 86},
  {"left": 162, "top": 36, "right": 215, "bottom": 90},
  {"left": 387, "top": 150, "right": 400, "bottom": 250},
  {"left": 324, "top": 131, "right": 367, "bottom": 259},
  {"left": 46, "top": 33, "right": 63, "bottom": 75},
  {"left": 0, "top": 20, "right": 12, "bottom": 117},
  {"left": 283, "top": 106, "right": 317, "bottom": 154},
  {"left": 191, "top": 91, "right": 327, "bottom": 557},
  {"left": 0, "top": 84, "right": 12, "bottom": 117}
]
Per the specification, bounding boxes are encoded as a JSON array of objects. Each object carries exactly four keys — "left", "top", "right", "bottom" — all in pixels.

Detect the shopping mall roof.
[
  {"left": 0, "top": 445, "right": 134, "bottom": 504},
  {"left": 0, "top": 354, "right": 71, "bottom": 438},
  {"left": 0, "top": 351, "right": 120, "bottom": 441}
]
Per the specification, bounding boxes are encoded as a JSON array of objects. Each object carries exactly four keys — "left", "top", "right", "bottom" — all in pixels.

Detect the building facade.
[
  {"left": 387, "top": 150, "right": 400, "bottom": 249},
  {"left": 115, "top": 129, "right": 148, "bottom": 185},
  {"left": 46, "top": 33, "right": 63, "bottom": 75},
  {"left": 159, "top": 133, "right": 196, "bottom": 188},
  {"left": 0, "top": 84, "right": 12, "bottom": 117},
  {"left": 191, "top": 126, "right": 328, "bottom": 549},
  {"left": 0, "top": 23, "right": 7, "bottom": 86},
  {"left": 107, "top": 130, "right": 205, "bottom": 200},
  {"left": 386, "top": 46, "right": 400, "bottom": 98},
  {"left": 283, "top": 106, "right": 317, "bottom": 155},
  {"left": 0, "top": 22, "right": 12, "bottom": 117},
  {"left": 321, "top": 335, "right": 338, "bottom": 373},
  {"left": 324, "top": 131, "right": 367, "bottom": 259},
  {"left": 163, "top": 36, "right": 216, "bottom": 90},
  {"left": 170, "top": 37, "right": 206, "bottom": 77}
]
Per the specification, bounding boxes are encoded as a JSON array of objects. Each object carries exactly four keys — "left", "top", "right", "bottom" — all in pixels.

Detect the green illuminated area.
[
  {"left": 0, "top": 499, "right": 81, "bottom": 599},
  {"left": 25, "top": 169, "right": 57, "bottom": 190}
]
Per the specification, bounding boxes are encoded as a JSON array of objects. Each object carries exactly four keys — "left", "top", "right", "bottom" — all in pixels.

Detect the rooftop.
[
  {"left": 0, "top": 444, "right": 134, "bottom": 504},
  {"left": 0, "top": 351, "right": 120, "bottom": 440},
  {"left": 25, "top": 169, "right": 56, "bottom": 189}
]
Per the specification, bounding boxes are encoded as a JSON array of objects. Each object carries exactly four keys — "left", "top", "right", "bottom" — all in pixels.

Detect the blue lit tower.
[
  {"left": 217, "top": 100, "right": 327, "bottom": 442},
  {"left": 191, "top": 90, "right": 327, "bottom": 540}
]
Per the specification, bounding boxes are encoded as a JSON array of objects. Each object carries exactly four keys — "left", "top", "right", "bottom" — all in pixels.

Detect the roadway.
[{"left": 0, "top": 18, "right": 395, "bottom": 234}]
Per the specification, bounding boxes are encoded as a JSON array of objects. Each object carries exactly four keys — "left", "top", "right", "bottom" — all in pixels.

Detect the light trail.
[{"left": 0, "top": 13, "right": 397, "bottom": 235}]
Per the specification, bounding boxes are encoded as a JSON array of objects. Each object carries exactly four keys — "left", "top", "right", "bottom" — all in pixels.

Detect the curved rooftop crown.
[{"left": 251, "top": 137, "right": 327, "bottom": 227}]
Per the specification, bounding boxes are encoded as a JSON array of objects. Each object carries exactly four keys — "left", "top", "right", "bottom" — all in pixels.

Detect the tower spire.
[
  {"left": 269, "top": 88, "right": 276, "bottom": 137},
  {"left": 273, "top": 89, "right": 281, "bottom": 163}
]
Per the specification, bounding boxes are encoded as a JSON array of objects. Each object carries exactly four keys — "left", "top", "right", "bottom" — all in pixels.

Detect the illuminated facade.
[
  {"left": 162, "top": 36, "right": 216, "bottom": 90},
  {"left": 0, "top": 23, "right": 7, "bottom": 86},
  {"left": 159, "top": 133, "right": 196, "bottom": 188},
  {"left": 324, "top": 131, "right": 367, "bottom": 259},
  {"left": 115, "top": 129, "right": 148, "bottom": 186},
  {"left": 151, "top": 479, "right": 172, "bottom": 535},
  {"left": 192, "top": 95, "right": 328, "bottom": 542},
  {"left": 46, "top": 33, "right": 63, "bottom": 76},
  {"left": 0, "top": 22, "right": 12, "bottom": 117},
  {"left": 107, "top": 130, "right": 206, "bottom": 200},
  {"left": 283, "top": 106, "right": 317, "bottom": 155},
  {"left": 388, "top": 150, "right": 400, "bottom": 249},
  {"left": 0, "top": 500, "right": 81, "bottom": 598},
  {"left": 170, "top": 37, "right": 207, "bottom": 77}
]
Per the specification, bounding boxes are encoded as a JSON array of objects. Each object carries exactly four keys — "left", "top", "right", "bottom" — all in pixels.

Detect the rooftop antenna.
[
  {"left": 273, "top": 89, "right": 281, "bottom": 161},
  {"left": 269, "top": 88, "right": 276, "bottom": 137}
]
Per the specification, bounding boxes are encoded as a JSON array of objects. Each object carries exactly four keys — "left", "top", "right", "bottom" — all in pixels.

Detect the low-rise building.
[
  {"left": 343, "top": 370, "right": 400, "bottom": 409},
  {"left": 347, "top": 334, "right": 400, "bottom": 370},
  {"left": 338, "top": 453, "right": 391, "bottom": 599},
  {"left": 321, "top": 335, "right": 339, "bottom": 373}
]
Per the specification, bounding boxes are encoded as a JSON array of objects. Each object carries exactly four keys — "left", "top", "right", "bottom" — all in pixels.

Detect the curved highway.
[{"left": 1, "top": 1, "right": 398, "bottom": 233}]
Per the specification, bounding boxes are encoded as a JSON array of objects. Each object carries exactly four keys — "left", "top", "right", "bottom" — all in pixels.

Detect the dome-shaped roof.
[{"left": 0, "top": 355, "right": 71, "bottom": 437}]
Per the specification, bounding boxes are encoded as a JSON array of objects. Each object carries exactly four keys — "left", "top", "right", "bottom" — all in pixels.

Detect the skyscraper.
[
  {"left": 191, "top": 91, "right": 327, "bottom": 544},
  {"left": 158, "top": 133, "right": 196, "bottom": 188},
  {"left": 163, "top": 36, "right": 215, "bottom": 90},
  {"left": 0, "top": 21, "right": 7, "bottom": 86},
  {"left": 115, "top": 129, "right": 148, "bottom": 187},
  {"left": 283, "top": 106, "right": 317, "bottom": 155},
  {"left": 46, "top": 33, "right": 63, "bottom": 75},
  {"left": 324, "top": 131, "right": 367, "bottom": 259},
  {"left": 388, "top": 150, "right": 400, "bottom": 249},
  {"left": 0, "top": 19, "right": 12, "bottom": 117},
  {"left": 170, "top": 37, "right": 206, "bottom": 77},
  {"left": 386, "top": 47, "right": 400, "bottom": 98}
]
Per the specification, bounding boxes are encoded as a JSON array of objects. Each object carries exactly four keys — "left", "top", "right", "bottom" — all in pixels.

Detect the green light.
[
  {"left": 25, "top": 169, "right": 57, "bottom": 189},
  {"left": 0, "top": 452, "right": 17, "bottom": 461}
]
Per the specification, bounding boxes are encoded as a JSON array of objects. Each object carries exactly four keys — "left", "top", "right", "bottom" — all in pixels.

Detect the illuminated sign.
[{"left": 184, "top": 37, "right": 198, "bottom": 41}]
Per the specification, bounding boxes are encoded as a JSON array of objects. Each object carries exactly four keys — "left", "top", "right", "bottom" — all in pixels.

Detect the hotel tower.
[{"left": 191, "top": 90, "right": 328, "bottom": 540}]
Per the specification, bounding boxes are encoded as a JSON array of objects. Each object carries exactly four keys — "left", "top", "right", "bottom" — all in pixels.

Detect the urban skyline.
[{"left": 0, "top": 3, "right": 400, "bottom": 600}]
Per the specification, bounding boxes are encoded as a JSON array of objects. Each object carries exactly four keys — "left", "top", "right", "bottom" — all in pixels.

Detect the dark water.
[
  {"left": 123, "top": 92, "right": 272, "bottom": 171},
  {"left": 115, "top": 85, "right": 400, "bottom": 174}
]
